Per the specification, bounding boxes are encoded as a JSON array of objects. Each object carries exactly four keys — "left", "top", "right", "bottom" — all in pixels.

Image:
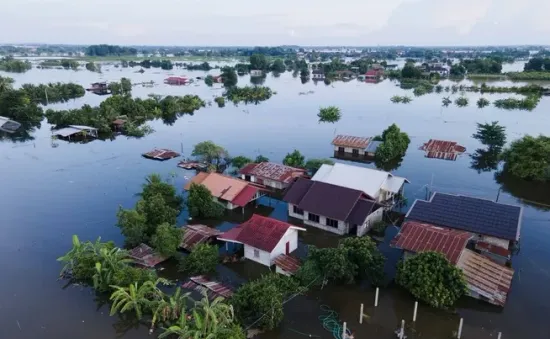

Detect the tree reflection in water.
[
  {"left": 495, "top": 170, "right": 550, "bottom": 211},
  {"left": 470, "top": 147, "right": 501, "bottom": 173},
  {"left": 375, "top": 156, "right": 403, "bottom": 172}
]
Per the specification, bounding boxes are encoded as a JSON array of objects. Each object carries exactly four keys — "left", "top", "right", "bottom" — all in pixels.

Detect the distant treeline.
[
  {"left": 85, "top": 44, "right": 137, "bottom": 57},
  {"left": 21, "top": 82, "right": 85, "bottom": 104},
  {"left": 0, "top": 56, "right": 32, "bottom": 73},
  {"left": 38, "top": 59, "right": 79, "bottom": 70}
]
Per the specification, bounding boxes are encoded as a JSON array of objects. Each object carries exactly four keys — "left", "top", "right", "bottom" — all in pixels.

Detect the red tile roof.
[
  {"left": 218, "top": 214, "right": 293, "bottom": 252},
  {"left": 274, "top": 254, "right": 301, "bottom": 274},
  {"left": 391, "top": 221, "right": 472, "bottom": 264},
  {"left": 457, "top": 249, "right": 514, "bottom": 306},
  {"left": 240, "top": 162, "right": 307, "bottom": 184},
  {"left": 332, "top": 135, "right": 371, "bottom": 149},
  {"left": 180, "top": 224, "right": 222, "bottom": 251},
  {"left": 231, "top": 185, "right": 259, "bottom": 207}
]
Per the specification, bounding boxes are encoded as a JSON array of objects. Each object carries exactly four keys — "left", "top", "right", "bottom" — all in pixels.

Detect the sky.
[{"left": 2, "top": 0, "right": 549, "bottom": 46}]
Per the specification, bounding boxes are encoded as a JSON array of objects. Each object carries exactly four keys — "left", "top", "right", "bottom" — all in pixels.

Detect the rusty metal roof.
[
  {"left": 274, "top": 254, "right": 301, "bottom": 274},
  {"left": 240, "top": 162, "right": 306, "bottom": 184},
  {"left": 142, "top": 148, "right": 180, "bottom": 161},
  {"left": 457, "top": 249, "right": 514, "bottom": 307},
  {"left": 475, "top": 241, "right": 511, "bottom": 259},
  {"left": 180, "top": 224, "right": 222, "bottom": 251},
  {"left": 331, "top": 135, "right": 371, "bottom": 149},
  {"left": 128, "top": 243, "right": 167, "bottom": 267},
  {"left": 182, "top": 275, "right": 234, "bottom": 299},
  {"left": 420, "top": 139, "right": 466, "bottom": 161},
  {"left": 391, "top": 221, "right": 472, "bottom": 264}
]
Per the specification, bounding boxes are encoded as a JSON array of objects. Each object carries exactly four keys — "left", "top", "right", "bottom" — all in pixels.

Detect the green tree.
[
  {"left": 140, "top": 174, "right": 183, "bottom": 212},
  {"left": 340, "top": 237, "right": 385, "bottom": 286},
  {"left": 304, "top": 158, "right": 334, "bottom": 175},
  {"left": 136, "top": 194, "right": 179, "bottom": 233},
  {"left": 0, "top": 76, "right": 14, "bottom": 93},
  {"left": 249, "top": 53, "right": 268, "bottom": 70},
  {"left": 214, "top": 96, "right": 225, "bottom": 107},
  {"left": 204, "top": 75, "right": 214, "bottom": 87},
  {"left": 500, "top": 135, "right": 550, "bottom": 181},
  {"left": 120, "top": 77, "right": 132, "bottom": 95},
  {"left": 109, "top": 278, "right": 170, "bottom": 319},
  {"left": 151, "top": 223, "right": 182, "bottom": 257},
  {"left": 186, "top": 183, "right": 224, "bottom": 219},
  {"left": 116, "top": 207, "right": 149, "bottom": 246},
  {"left": 231, "top": 155, "right": 252, "bottom": 169},
  {"left": 283, "top": 150, "right": 305, "bottom": 168},
  {"left": 152, "top": 287, "right": 191, "bottom": 328},
  {"left": 179, "top": 243, "right": 219, "bottom": 275},
  {"left": 317, "top": 106, "right": 342, "bottom": 123},
  {"left": 57, "top": 235, "right": 116, "bottom": 281},
  {"left": 472, "top": 121, "right": 506, "bottom": 148},
  {"left": 374, "top": 124, "right": 410, "bottom": 163},
  {"left": 401, "top": 63, "right": 422, "bottom": 79},
  {"left": 270, "top": 59, "right": 286, "bottom": 73},
  {"left": 455, "top": 96, "right": 469, "bottom": 107},
  {"left": 255, "top": 155, "right": 269, "bottom": 163},
  {"left": 476, "top": 97, "right": 490, "bottom": 108},
  {"left": 192, "top": 140, "right": 229, "bottom": 171},
  {"left": 396, "top": 252, "right": 467, "bottom": 309},
  {"left": 92, "top": 247, "right": 133, "bottom": 292},
  {"left": 220, "top": 66, "right": 238, "bottom": 87}
]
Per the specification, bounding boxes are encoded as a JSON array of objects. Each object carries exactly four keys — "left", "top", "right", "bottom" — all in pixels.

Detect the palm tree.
[
  {"left": 110, "top": 278, "right": 171, "bottom": 319},
  {"left": 158, "top": 310, "right": 193, "bottom": 339},
  {"left": 151, "top": 288, "right": 191, "bottom": 328}
]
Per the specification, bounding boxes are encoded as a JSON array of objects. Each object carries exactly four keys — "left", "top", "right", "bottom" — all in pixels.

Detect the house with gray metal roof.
[
  {"left": 406, "top": 192, "right": 522, "bottom": 260},
  {"left": 311, "top": 163, "right": 409, "bottom": 205},
  {"left": 283, "top": 177, "right": 383, "bottom": 236}
]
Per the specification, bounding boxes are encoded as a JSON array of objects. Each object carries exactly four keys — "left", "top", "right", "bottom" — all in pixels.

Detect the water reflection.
[
  {"left": 470, "top": 148, "right": 501, "bottom": 173},
  {"left": 0, "top": 120, "right": 41, "bottom": 142},
  {"left": 375, "top": 156, "right": 403, "bottom": 172},
  {"left": 250, "top": 75, "right": 266, "bottom": 86},
  {"left": 495, "top": 170, "right": 550, "bottom": 211}
]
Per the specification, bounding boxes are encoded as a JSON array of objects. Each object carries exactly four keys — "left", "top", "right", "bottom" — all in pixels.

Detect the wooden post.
[
  {"left": 400, "top": 319, "right": 405, "bottom": 339},
  {"left": 457, "top": 318, "right": 463, "bottom": 339},
  {"left": 342, "top": 322, "right": 347, "bottom": 339},
  {"left": 359, "top": 303, "right": 364, "bottom": 324},
  {"left": 374, "top": 287, "right": 379, "bottom": 307},
  {"left": 413, "top": 301, "right": 418, "bottom": 322}
]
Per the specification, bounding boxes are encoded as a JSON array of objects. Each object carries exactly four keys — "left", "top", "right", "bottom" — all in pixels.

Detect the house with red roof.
[
  {"left": 184, "top": 172, "right": 266, "bottom": 210},
  {"left": 283, "top": 177, "right": 384, "bottom": 236},
  {"left": 239, "top": 162, "right": 307, "bottom": 190},
  {"left": 217, "top": 214, "right": 305, "bottom": 268}
]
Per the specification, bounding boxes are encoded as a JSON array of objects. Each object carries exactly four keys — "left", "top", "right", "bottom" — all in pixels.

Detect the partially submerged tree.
[
  {"left": 192, "top": 140, "right": 229, "bottom": 171},
  {"left": 231, "top": 155, "right": 252, "bottom": 169},
  {"left": 304, "top": 158, "right": 334, "bottom": 175},
  {"left": 472, "top": 121, "right": 506, "bottom": 148},
  {"left": 186, "top": 183, "right": 224, "bottom": 219},
  {"left": 500, "top": 135, "right": 550, "bottom": 181},
  {"left": 455, "top": 96, "right": 469, "bottom": 107},
  {"left": 254, "top": 154, "right": 269, "bottom": 163},
  {"left": 109, "top": 278, "right": 171, "bottom": 319},
  {"left": 283, "top": 149, "right": 305, "bottom": 168},
  {"left": 476, "top": 97, "right": 490, "bottom": 108},
  {"left": 396, "top": 252, "right": 466, "bottom": 309},
  {"left": 151, "top": 223, "right": 182, "bottom": 257},
  {"left": 374, "top": 124, "right": 411, "bottom": 163},
  {"left": 179, "top": 243, "right": 219, "bottom": 275},
  {"left": 220, "top": 66, "right": 238, "bottom": 87},
  {"left": 317, "top": 106, "right": 342, "bottom": 123}
]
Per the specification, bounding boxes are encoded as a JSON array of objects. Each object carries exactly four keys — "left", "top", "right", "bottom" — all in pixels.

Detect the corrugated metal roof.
[
  {"left": 231, "top": 185, "right": 259, "bottom": 207},
  {"left": 184, "top": 173, "right": 249, "bottom": 202},
  {"left": 142, "top": 148, "right": 180, "bottom": 160},
  {"left": 391, "top": 221, "right": 472, "bottom": 264},
  {"left": 128, "top": 243, "right": 167, "bottom": 267},
  {"left": 240, "top": 162, "right": 306, "bottom": 184},
  {"left": 421, "top": 139, "right": 466, "bottom": 161},
  {"left": 332, "top": 135, "right": 371, "bottom": 149},
  {"left": 53, "top": 127, "right": 85, "bottom": 137},
  {"left": 274, "top": 255, "right": 301, "bottom": 274},
  {"left": 281, "top": 177, "right": 314, "bottom": 205},
  {"left": 406, "top": 192, "right": 522, "bottom": 241},
  {"left": 475, "top": 241, "right": 511, "bottom": 259},
  {"left": 180, "top": 224, "right": 222, "bottom": 251},
  {"left": 218, "top": 214, "right": 294, "bottom": 253},
  {"left": 457, "top": 249, "right": 514, "bottom": 307},
  {"left": 182, "top": 276, "right": 234, "bottom": 299},
  {"left": 365, "top": 140, "right": 382, "bottom": 153},
  {"left": 347, "top": 199, "right": 381, "bottom": 225}
]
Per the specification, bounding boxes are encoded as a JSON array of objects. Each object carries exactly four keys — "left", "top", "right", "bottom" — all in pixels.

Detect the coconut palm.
[
  {"left": 110, "top": 278, "right": 170, "bottom": 319},
  {"left": 151, "top": 288, "right": 191, "bottom": 328}
]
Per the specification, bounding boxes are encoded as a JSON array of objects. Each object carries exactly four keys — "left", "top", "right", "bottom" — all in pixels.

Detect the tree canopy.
[
  {"left": 317, "top": 106, "right": 342, "bottom": 123},
  {"left": 231, "top": 155, "right": 252, "bottom": 169},
  {"left": 283, "top": 150, "right": 305, "bottom": 168},
  {"left": 151, "top": 223, "right": 181, "bottom": 257},
  {"left": 500, "top": 135, "right": 550, "bottom": 181},
  {"left": 179, "top": 243, "right": 219, "bottom": 275},
  {"left": 192, "top": 140, "right": 229, "bottom": 171},
  {"left": 304, "top": 158, "right": 334, "bottom": 175},
  {"left": 186, "top": 183, "right": 224, "bottom": 219},
  {"left": 401, "top": 63, "right": 422, "bottom": 79},
  {"left": 220, "top": 66, "right": 238, "bottom": 87},
  {"left": 374, "top": 124, "right": 411, "bottom": 163},
  {"left": 472, "top": 121, "right": 506, "bottom": 148},
  {"left": 85, "top": 44, "right": 137, "bottom": 56},
  {"left": 396, "top": 252, "right": 467, "bottom": 309}
]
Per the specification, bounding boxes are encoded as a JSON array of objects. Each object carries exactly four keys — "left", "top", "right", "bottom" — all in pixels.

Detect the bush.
[
  {"left": 186, "top": 183, "right": 224, "bottom": 219},
  {"left": 179, "top": 243, "right": 219, "bottom": 275},
  {"left": 374, "top": 124, "right": 410, "bottom": 163},
  {"left": 396, "top": 252, "right": 466, "bottom": 308},
  {"left": 317, "top": 106, "right": 342, "bottom": 123},
  {"left": 500, "top": 135, "right": 550, "bottom": 181},
  {"left": 151, "top": 223, "right": 181, "bottom": 257}
]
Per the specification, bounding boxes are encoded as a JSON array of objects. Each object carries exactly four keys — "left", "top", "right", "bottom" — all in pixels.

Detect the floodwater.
[{"left": 1, "top": 60, "right": 549, "bottom": 339}]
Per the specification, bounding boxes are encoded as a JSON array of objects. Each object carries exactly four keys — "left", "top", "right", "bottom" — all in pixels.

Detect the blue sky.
[{"left": 3, "top": 0, "right": 549, "bottom": 46}]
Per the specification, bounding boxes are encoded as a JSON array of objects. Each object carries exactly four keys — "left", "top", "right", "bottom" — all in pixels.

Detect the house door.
[{"left": 285, "top": 241, "right": 290, "bottom": 255}]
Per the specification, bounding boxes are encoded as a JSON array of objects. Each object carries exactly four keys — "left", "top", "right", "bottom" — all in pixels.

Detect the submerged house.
[
  {"left": 239, "top": 162, "right": 307, "bottom": 190},
  {"left": 312, "top": 69, "right": 325, "bottom": 80},
  {"left": 365, "top": 68, "right": 384, "bottom": 81},
  {"left": 311, "top": 163, "right": 409, "bottom": 205},
  {"left": 420, "top": 139, "right": 466, "bottom": 161},
  {"left": 184, "top": 172, "right": 266, "bottom": 210},
  {"left": 406, "top": 192, "right": 522, "bottom": 263},
  {"left": 250, "top": 69, "right": 263, "bottom": 77},
  {"left": 164, "top": 76, "right": 189, "bottom": 85},
  {"left": 86, "top": 82, "right": 110, "bottom": 95},
  {"left": 0, "top": 116, "right": 21, "bottom": 133},
  {"left": 53, "top": 125, "right": 99, "bottom": 140},
  {"left": 332, "top": 134, "right": 381, "bottom": 160},
  {"left": 283, "top": 177, "right": 383, "bottom": 236},
  {"left": 217, "top": 214, "right": 305, "bottom": 267}
]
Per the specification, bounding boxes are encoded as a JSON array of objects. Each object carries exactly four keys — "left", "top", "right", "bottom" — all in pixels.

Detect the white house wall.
[
  {"left": 333, "top": 146, "right": 365, "bottom": 155},
  {"left": 241, "top": 174, "right": 285, "bottom": 190},
  {"left": 287, "top": 204, "right": 347, "bottom": 235},
  {"left": 269, "top": 228, "right": 299, "bottom": 263},
  {"left": 356, "top": 208, "right": 384, "bottom": 237},
  {"left": 244, "top": 245, "right": 271, "bottom": 266}
]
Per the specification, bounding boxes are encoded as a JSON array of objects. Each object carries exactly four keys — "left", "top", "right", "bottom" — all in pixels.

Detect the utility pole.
[{"left": 496, "top": 187, "right": 501, "bottom": 203}]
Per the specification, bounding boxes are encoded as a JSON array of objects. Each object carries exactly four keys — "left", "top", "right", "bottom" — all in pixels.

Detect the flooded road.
[{"left": 0, "top": 61, "right": 549, "bottom": 339}]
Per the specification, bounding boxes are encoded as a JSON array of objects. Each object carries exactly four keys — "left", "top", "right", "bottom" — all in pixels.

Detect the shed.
[
  {"left": 128, "top": 243, "right": 167, "bottom": 268},
  {"left": 180, "top": 224, "right": 222, "bottom": 251},
  {"left": 274, "top": 254, "right": 301, "bottom": 276},
  {"left": 53, "top": 125, "right": 98, "bottom": 139}
]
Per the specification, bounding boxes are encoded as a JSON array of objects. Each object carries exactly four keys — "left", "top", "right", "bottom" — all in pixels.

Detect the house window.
[
  {"left": 338, "top": 147, "right": 345, "bottom": 153},
  {"left": 326, "top": 218, "right": 339, "bottom": 228},
  {"left": 308, "top": 213, "right": 320, "bottom": 223},
  {"left": 352, "top": 149, "right": 359, "bottom": 157},
  {"left": 253, "top": 249, "right": 260, "bottom": 258},
  {"left": 293, "top": 205, "right": 303, "bottom": 215},
  {"left": 244, "top": 175, "right": 251, "bottom": 181}
]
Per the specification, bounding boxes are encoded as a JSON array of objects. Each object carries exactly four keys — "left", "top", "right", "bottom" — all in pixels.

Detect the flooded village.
[{"left": 1, "top": 44, "right": 550, "bottom": 339}]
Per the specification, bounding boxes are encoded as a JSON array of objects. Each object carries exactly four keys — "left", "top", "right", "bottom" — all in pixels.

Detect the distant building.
[
  {"left": 250, "top": 69, "right": 263, "bottom": 77},
  {"left": 311, "top": 69, "right": 325, "bottom": 80},
  {"left": 332, "top": 134, "right": 379, "bottom": 159},
  {"left": 164, "top": 77, "right": 189, "bottom": 85},
  {"left": 365, "top": 68, "right": 384, "bottom": 81}
]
